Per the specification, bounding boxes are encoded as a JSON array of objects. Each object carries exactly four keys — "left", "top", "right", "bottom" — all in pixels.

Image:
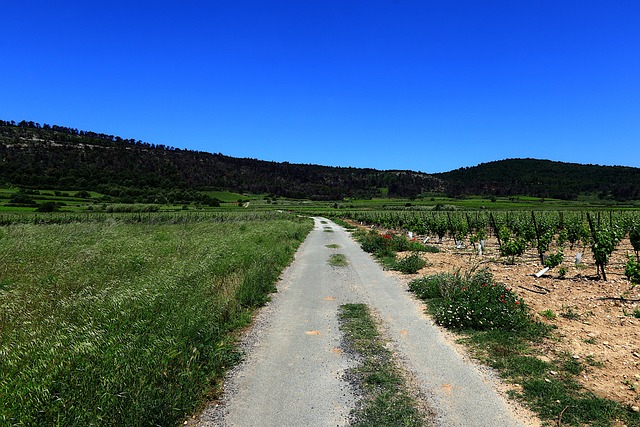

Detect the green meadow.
[{"left": 0, "top": 212, "right": 312, "bottom": 426}]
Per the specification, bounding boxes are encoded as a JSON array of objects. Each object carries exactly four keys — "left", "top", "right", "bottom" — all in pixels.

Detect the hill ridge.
[{"left": 2, "top": 119, "right": 640, "bottom": 201}]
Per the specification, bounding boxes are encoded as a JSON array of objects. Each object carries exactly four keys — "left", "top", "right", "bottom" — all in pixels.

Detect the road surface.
[{"left": 194, "top": 218, "right": 534, "bottom": 427}]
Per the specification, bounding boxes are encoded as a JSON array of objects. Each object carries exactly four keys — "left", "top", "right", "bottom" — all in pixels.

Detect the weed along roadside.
[{"left": 0, "top": 212, "right": 312, "bottom": 426}]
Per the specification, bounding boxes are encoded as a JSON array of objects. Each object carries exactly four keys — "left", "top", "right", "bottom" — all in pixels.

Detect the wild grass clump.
[
  {"left": 0, "top": 216, "right": 311, "bottom": 426},
  {"left": 355, "top": 230, "right": 413, "bottom": 254},
  {"left": 409, "top": 269, "right": 529, "bottom": 331},
  {"left": 355, "top": 230, "right": 429, "bottom": 274},
  {"left": 392, "top": 252, "right": 426, "bottom": 274},
  {"left": 422, "top": 244, "right": 440, "bottom": 253},
  {"left": 328, "top": 253, "right": 349, "bottom": 267}
]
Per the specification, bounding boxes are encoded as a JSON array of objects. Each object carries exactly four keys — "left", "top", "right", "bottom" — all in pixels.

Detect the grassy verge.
[
  {"left": 331, "top": 217, "right": 358, "bottom": 230},
  {"left": 338, "top": 303, "right": 429, "bottom": 427},
  {"left": 0, "top": 214, "right": 312, "bottom": 426},
  {"left": 408, "top": 269, "right": 640, "bottom": 427},
  {"left": 353, "top": 229, "right": 428, "bottom": 274}
]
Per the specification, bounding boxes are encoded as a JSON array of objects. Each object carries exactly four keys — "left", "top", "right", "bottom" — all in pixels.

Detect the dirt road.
[{"left": 195, "top": 218, "right": 534, "bottom": 426}]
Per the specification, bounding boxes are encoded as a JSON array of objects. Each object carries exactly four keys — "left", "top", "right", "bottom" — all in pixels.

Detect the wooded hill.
[
  {"left": 437, "top": 158, "right": 640, "bottom": 201},
  {"left": 2, "top": 120, "right": 639, "bottom": 202},
  {"left": 0, "top": 120, "right": 441, "bottom": 201}
]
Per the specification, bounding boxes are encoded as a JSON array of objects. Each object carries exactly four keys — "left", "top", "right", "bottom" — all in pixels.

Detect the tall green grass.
[{"left": 0, "top": 215, "right": 311, "bottom": 426}]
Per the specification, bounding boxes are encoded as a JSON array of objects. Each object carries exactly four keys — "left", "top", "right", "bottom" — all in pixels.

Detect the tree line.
[
  {"left": 0, "top": 120, "right": 441, "bottom": 200},
  {"left": 436, "top": 158, "right": 640, "bottom": 201},
  {"left": 2, "top": 120, "right": 640, "bottom": 202}
]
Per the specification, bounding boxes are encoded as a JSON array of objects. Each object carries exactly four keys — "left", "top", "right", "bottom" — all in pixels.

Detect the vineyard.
[
  {"left": 333, "top": 209, "right": 640, "bottom": 414},
  {"left": 339, "top": 210, "right": 640, "bottom": 283}
]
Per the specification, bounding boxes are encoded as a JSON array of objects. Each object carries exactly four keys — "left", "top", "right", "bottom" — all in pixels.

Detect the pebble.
[{"left": 632, "top": 406, "right": 640, "bottom": 413}]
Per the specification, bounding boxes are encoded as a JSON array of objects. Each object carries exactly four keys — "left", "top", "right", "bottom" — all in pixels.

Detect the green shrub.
[
  {"left": 357, "top": 230, "right": 389, "bottom": 254},
  {"left": 36, "top": 202, "right": 59, "bottom": 212},
  {"left": 409, "top": 269, "right": 530, "bottom": 331},
  {"left": 409, "top": 273, "right": 464, "bottom": 300},
  {"left": 355, "top": 230, "right": 414, "bottom": 256},
  {"left": 389, "top": 233, "right": 410, "bottom": 252},
  {"left": 624, "top": 256, "right": 640, "bottom": 285},
  {"left": 544, "top": 249, "right": 564, "bottom": 269},
  {"left": 393, "top": 252, "right": 426, "bottom": 274},
  {"left": 500, "top": 237, "right": 526, "bottom": 262},
  {"left": 422, "top": 244, "right": 440, "bottom": 253}
]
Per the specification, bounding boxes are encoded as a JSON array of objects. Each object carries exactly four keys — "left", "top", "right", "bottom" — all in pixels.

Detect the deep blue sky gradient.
[{"left": 2, "top": 1, "right": 639, "bottom": 172}]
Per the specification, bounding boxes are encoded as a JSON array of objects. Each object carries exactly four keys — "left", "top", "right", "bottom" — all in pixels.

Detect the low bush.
[
  {"left": 624, "top": 256, "right": 640, "bottom": 285},
  {"left": 409, "top": 269, "right": 530, "bottom": 331},
  {"left": 544, "top": 249, "right": 564, "bottom": 269},
  {"left": 393, "top": 252, "right": 426, "bottom": 274},
  {"left": 356, "top": 230, "right": 389, "bottom": 254},
  {"left": 422, "top": 244, "right": 440, "bottom": 253}
]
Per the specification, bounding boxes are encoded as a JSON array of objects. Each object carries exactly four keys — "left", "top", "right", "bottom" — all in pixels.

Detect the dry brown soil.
[{"left": 352, "top": 222, "right": 640, "bottom": 408}]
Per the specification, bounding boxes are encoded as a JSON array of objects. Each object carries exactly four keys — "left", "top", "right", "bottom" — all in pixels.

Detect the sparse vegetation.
[
  {"left": 328, "top": 253, "right": 348, "bottom": 266},
  {"left": 540, "top": 309, "right": 557, "bottom": 320},
  {"left": 338, "top": 304, "right": 428, "bottom": 426}
]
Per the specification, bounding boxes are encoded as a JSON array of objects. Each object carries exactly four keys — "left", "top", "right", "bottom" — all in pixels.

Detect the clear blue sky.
[{"left": 2, "top": 1, "right": 639, "bottom": 173}]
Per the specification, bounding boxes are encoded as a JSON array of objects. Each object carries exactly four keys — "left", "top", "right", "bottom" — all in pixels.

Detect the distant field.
[
  {"left": 202, "top": 190, "right": 251, "bottom": 203},
  {"left": 0, "top": 212, "right": 312, "bottom": 426},
  {"left": 2, "top": 185, "right": 640, "bottom": 215}
]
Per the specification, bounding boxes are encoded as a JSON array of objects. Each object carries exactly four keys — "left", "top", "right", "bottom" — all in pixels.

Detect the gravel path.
[{"left": 194, "top": 218, "right": 534, "bottom": 427}]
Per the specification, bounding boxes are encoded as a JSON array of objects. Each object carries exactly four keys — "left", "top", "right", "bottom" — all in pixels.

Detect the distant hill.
[
  {"left": 3, "top": 120, "right": 639, "bottom": 202},
  {"left": 436, "top": 158, "right": 640, "bottom": 201},
  {"left": 0, "top": 120, "right": 442, "bottom": 201}
]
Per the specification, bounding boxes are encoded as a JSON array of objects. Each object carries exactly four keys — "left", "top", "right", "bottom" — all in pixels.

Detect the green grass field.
[
  {"left": 4, "top": 184, "right": 640, "bottom": 215},
  {"left": 0, "top": 213, "right": 312, "bottom": 426}
]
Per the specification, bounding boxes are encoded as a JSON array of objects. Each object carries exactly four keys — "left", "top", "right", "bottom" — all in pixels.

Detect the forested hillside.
[
  {"left": 437, "top": 158, "right": 640, "bottom": 201},
  {"left": 2, "top": 120, "right": 640, "bottom": 202},
  {"left": 0, "top": 120, "right": 441, "bottom": 200}
]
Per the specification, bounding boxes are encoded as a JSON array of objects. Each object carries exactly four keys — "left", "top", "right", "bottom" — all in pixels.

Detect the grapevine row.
[{"left": 339, "top": 210, "right": 640, "bottom": 281}]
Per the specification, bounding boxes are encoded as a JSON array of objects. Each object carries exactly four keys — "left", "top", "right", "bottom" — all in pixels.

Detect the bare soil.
[{"left": 354, "top": 222, "right": 640, "bottom": 408}]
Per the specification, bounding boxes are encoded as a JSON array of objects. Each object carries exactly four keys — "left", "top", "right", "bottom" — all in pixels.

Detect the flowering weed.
[{"left": 409, "top": 269, "right": 529, "bottom": 331}]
